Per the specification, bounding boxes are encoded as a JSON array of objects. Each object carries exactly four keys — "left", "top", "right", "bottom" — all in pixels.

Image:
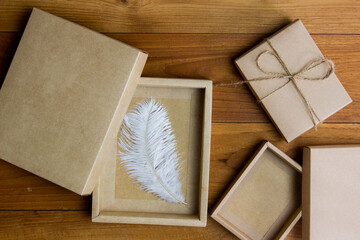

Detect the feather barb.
[{"left": 118, "top": 98, "right": 186, "bottom": 204}]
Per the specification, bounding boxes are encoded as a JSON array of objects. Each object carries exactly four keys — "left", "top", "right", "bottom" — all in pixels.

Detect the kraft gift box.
[
  {"left": 92, "top": 77, "right": 212, "bottom": 226},
  {"left": 211, "top": 141, "right": 302, "bottom": 240},
  {"left": 303, "top": 145, "right": 360, "bottom": 240},
  {"left": 235, "top": 20, "right": 352, "bottom": 142},
  {"left": 0, "top": 8, "right": 213, "bottom": 227},
  {"left": 0, "top": 8, "right": 147, "bottom": 195}
]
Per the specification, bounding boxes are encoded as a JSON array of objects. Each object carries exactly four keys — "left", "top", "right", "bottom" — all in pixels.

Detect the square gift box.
[{"left": 235, "top": 20, "right": 352, "bottom": 142}]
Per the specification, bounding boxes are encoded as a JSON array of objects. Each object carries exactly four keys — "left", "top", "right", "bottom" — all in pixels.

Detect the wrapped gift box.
[
  {"left": 235, "top": 20, "right": 352, "bottom": 142},
  {"left": 303, "top": 145, "right": 360, "bottom": 240},
  {"left": 0, "top": 8, "right": 212, "bottom": 226},
  {"left": 211, "top": 141, "right": 302, "bottom": 240},
  {"left": 92, "top": 77, "right": 212, "bottom": 226}
]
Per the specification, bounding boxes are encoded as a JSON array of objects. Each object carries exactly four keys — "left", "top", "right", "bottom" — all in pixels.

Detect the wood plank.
[
  {"left": 1, "top": 123, "right": 358, "bottom": 238},
  {"left": 0, "top": 160, "right": 91, "bottom": 211},
  {"left": 0, "top": 0, "right": 359, "bottom": 34},
  {"left": 208, "top": 123, "right": 360, "bottom": 207},
  {"left": 1, "top": 123, "right": 359, "bottom": 210},
  {"left": 0, "top": 1, "right": 358, "bottom": 239},
  {"left": 1, "top": 33, "right": 359, "bottom": 123},
  {"left": 0, "top": 210, "right": 299, "bottom": 240}
]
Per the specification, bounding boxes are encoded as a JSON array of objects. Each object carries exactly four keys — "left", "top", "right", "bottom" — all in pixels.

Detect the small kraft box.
[
  {"left": 211, "top": 141, "right": 302, "bottom": 240},
  {"left": 0, "top": 8, "right": 148, "bottom": 196},
  {"left": 303, "top": 145, "right": 360, "bottom": 240},
  {"left": 92, "top": 77, "right": 212, "bottom": 226},
  {"left": 235, "top": 20, "right": 352, "bottom": 142}
]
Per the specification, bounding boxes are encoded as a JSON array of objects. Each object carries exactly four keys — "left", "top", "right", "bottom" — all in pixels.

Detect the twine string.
[{"left": 217, "top": 39, "right": 334, "bottom": 129}]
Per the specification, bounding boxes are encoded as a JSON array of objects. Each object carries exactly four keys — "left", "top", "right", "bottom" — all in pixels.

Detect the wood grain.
[
  {"left": 0, "top": 0, "right": 359, "bottom": 34},
  {"left": 208, "top": 123, "right": 360, "bottom": 207},
  {"left": 0, "top": 161, "right": 91, "bottom": 211},
  {"left": 1, "top": 33, "right": 359, "bottom": 123},
  {"left": 0, "top": 211, "right": 239, "bottom": 240},
  {"left": 0, "top": 210, "right": 302, "bottom": 240},
  {"left": 1, "top": 1, "right": 359, "bottom": 239},
  {"left": 1, "top": 123, "right": 359, "bottom": 239}
]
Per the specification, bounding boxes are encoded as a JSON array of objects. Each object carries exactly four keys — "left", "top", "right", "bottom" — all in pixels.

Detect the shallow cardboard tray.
[
  {"left": 92, "top": 77, "right": 212, "bottom": 226},
  {"left": 211, "top": 141, "right": 302, "bottom": 240}
]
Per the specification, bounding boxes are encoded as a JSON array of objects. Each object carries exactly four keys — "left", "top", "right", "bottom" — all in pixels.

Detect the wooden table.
[{"left": 0, "top": 1, "right": 359, "bottom": 239}]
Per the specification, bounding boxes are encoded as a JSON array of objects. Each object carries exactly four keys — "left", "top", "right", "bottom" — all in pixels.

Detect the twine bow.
[{"left": 217, "top": 39, "right": 334, "bottom": 130}]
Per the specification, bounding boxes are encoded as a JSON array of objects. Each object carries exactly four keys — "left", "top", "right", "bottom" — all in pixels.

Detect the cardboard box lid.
[
  {"left": 0, "top": 8, "right": 148, "bottom": 195},
  {"left": 302, "top": 145, "right": 360, "bottom": 240},
  {"left": 236, "top": 20, "right": 352, "bottom": 142}
]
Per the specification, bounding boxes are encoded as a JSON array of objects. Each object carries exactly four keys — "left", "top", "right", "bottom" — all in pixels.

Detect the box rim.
[
  {"left": 92, "top": 77, "right": 212, "bottom": 226},
  {"left": 211, "top": 141, "right": 302, "bottom": 240}
]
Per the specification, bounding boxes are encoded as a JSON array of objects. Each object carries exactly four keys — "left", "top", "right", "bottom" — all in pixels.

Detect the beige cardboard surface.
[
  {"left": 211, "top": 142, "right": 302, "bottom": 240},
  {"left": 0, "top": 8, "right": 147, "bottom": 195},
  {"left": 98, "top": 85, "right": 203, "bottom": 215},
  {"left": 236, "top": 20, "right": 352, "bottom": 142},
  {"left": 217, "top": 149, "right": 301, "bottom": 240},
  {"left": 228, "top": 151, "right": 294, "bottom": 237},
  {"left": 303, "top": 145, "right": 360, "bottom": 240},
  {"left": 92, "top": 77, "right": 212, "bottom": 226}
]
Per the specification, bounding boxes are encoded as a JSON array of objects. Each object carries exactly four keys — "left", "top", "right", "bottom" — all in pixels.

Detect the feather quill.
[{"left": 118, "top": 98, "right": 185, "bottom": 204}]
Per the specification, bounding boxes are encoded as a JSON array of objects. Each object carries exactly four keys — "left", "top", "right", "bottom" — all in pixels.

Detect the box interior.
[
  {"left": 215, "top": 147, "right": 301, "bottom": 240},
  {"left": 94, "top": 83, "right": 206, "bottom": 222}
]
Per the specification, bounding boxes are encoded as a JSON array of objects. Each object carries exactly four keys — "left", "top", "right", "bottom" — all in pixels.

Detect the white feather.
[{"left": 118, "top": 98, "right": 185, "bottom": 204}]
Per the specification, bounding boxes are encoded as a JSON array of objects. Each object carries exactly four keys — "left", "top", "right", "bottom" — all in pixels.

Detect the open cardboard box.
[
  {"left": 211, "top": 141, "right": 302, "bottom": 240},
  {"left": 0, "top": 9, "right": 213, "bottom": 227},
  {"left": 92, "top": 77, "right": 212, "bottom": 226}
]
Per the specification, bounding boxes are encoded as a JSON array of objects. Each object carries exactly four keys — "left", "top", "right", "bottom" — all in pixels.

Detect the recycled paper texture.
[
  {"left": 217, "top": 149, "right": 301, "bottom": 240},
  {"left": 91, "top": 78, "right": 212, "bottom": 226},
  {"left": 236, "top": 20, "right": 352, "bottom": 142},
  {"left": 0, "top": 8, "right": 147, "bottom": 195},
  {"left": 99, "top": 85, "right": 203, "bottom": 215},
  {"left": 211, "top": 142, "right": 302, "bottom": 240},
  {"left": 303, "top": 145, "right": 360, "bottom": 240}
]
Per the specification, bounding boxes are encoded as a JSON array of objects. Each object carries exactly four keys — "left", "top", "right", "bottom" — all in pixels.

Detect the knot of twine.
[{"left": 217, "top": 39, "right": 334, "bottom": 130}]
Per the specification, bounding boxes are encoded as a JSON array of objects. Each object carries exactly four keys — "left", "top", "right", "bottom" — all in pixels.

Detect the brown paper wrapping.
[
  {"left": 0, "top": 8, "right": 147, "bottom": 195},
  {"left": 236, "top": 20, "right": 352, "bottom": 142},
  {"left": 303, "top": 145, "right": 360, "bottom": 240}
]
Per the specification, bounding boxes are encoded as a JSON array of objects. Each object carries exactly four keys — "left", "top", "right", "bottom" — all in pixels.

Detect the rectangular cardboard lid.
[
  {"left": 0, "top": 8, "right": 148, "bottom": 195},
  {"left": 302, "top": 145, "right": 360, "bottom": 240}
]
